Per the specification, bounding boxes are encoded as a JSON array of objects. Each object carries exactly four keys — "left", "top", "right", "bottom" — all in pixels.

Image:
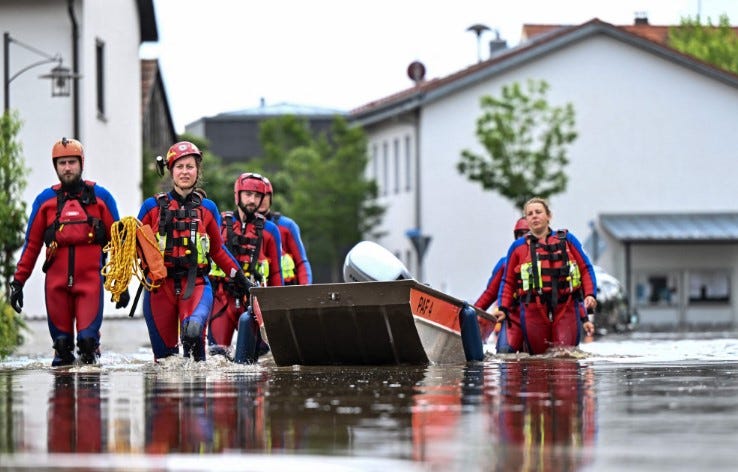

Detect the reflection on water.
[
  {"left": 48, "top": 373, "right": 103, "bottom": 453},
  {"left": 3, "top": 333, "right": 738, "bottom": 470}
]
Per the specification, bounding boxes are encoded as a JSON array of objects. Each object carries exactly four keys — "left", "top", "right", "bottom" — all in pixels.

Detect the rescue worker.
[
  {"left": 137, "top": 141, "right": 251, "bottom": 362},
  {"left": 494, "top": 197, "right": 597, "bottom": 354},
  {"left": 207, "top": 172, "right": 283, "bottom": 357},
  {"left": 474, "top": 217, "right": 529, "bottom": 349},
  {"left": 9, "top": 138, "right": 128, "bottom": 366},
  {"left": 258, "top": 177, "right": 312, "bottom": 285}
]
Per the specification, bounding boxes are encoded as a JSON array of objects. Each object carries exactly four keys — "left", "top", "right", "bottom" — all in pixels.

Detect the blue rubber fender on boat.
[
  {"left": 459, "top": 303, "right": 484, "bottom": 361},
  {"left": 234, "top": 307, "right": 259, "bottom": 364}
]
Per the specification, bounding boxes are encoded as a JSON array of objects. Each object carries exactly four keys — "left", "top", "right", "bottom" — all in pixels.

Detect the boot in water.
[
  {"left": 52, "top": 336, "right": 76, "bottom": 367},
  {"left": 181, "top": 320, "right": 205, "bottom": 361},
  {"left": 77, "top": 337, "right": 100, "bottom": 365}
]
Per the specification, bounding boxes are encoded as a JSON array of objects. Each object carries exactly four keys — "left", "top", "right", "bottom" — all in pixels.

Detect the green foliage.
[
  {"left": 257, "top": 115, "right": 384, "bottom": 281},
  {"left": 0, "top": 111, "right": 29, "bottom": 358},
  {"left": 0, "top": 300, "right": 26, "bottom": 360},
  {"left": 668, "top": 14, "right": 738, "bottom": 74},
  {"left": 181, "top": 133, "right": 245, "bottom": 212},
  {"left": 457, "top": 79, "right": 577, "bottom": 210},
  {"left": 141, "top": 145, "right": 166, "bottom": 199}
]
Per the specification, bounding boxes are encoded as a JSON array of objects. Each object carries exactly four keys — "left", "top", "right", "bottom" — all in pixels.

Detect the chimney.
[
  {"left": 489, "top": 31, "right": 507, "bottom": 56},
  {"left": 634, "top": 11, "right": 649, "bottom": 25}
]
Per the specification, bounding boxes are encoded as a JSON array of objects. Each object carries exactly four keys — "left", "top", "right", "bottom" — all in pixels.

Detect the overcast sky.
[{"left": 140, "top": 0, "right": 738, "bottom": 133}]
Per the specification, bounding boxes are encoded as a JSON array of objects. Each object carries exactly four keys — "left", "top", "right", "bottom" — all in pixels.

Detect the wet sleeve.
[
  {"left": 263, "top": 226, "right": 283, "bottom": 286},
  {"left": 14, "top": 190, "right": 55, "bottom": 284},
  {"left": 567, "top": 232, "right": 597, "bottom": 298},
  {"left": 281, "top": 217, "right": 312, "bottom": 284},
  {"left": 92, "top": 184, "right": 121, "bottom": 239},
  {"left": 202, "top": 199, "right": 240, "bottom": 275},
  {"left": 498, "top": 243, "right": 522, "bottom": 311},
  {"left": 474, "top": 257, "right": 506, "bottom": 310}
]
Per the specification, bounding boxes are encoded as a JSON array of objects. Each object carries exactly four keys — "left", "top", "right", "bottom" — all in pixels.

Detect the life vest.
[
  {"left": 210, "top": 211, "right": 267, "bottom": 284},
  {"left": 154, "top": 192, "right": 211, "bottom": 298},
  {"left": 517, "top": 229, "right": 582, "bottom": 307},
  {"left": 43, "top": 181, "right": 107, "bottom": 248}
]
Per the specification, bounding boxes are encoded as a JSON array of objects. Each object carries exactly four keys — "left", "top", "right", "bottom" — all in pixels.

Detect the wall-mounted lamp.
[{"left": 3, "top": 31, "right": 79, "bottom": 113}]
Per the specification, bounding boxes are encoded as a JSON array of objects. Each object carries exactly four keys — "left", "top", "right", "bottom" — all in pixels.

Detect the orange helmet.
[
  {"left": 233, "top": 173, "right": 267, "bottom": 204},
  {"left": 514, "top": 217, "right": 529, "bottom": 238},
  {"left": 52, "top": 137, "right": 84, "bottom": 169},
  {"left": 165, "top": 141, "right": 202, "bottom": 169}
]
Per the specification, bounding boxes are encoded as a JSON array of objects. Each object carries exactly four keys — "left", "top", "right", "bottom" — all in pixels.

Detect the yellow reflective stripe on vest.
[
  {"left": 520, "top": 261, "right": 542, "bottom": 292},
  {"left": 257, "top": 260, "right": 269, "bottom": 283},
  {"left": 157, "top": 233, "right": 210, "bottom": 266},
  {"left": 520, "top": 260, "right": 582, "bottom": 291},
  {"left": 568, "top": 261, "right": 582, "bottom": 289}
]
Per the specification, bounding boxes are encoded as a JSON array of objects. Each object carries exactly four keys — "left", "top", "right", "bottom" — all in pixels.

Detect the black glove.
[
  {"left": 115, "top": 289, "right": 131, "bottom": 309},
  {"left": 232, "top": 270, "right": 253, "bottom": 298},
  {"left": 9, "top": 280, "right": 23, "bottom": 314}
]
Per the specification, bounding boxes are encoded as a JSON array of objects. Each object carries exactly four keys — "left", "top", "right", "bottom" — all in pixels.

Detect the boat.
[{"left": 248, "top": 242, "right": 492, "bottom": 366}]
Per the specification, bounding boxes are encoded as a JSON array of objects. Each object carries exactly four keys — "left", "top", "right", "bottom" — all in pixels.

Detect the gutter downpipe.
[
  {"left": 414, "top": 108, "right": 423, "bottom": 281},
  {"left": 67, "top": 0, "right": 80, "bottom": 138}
]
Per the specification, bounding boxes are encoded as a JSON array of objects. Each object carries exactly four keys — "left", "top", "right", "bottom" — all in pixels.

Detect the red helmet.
[
  {"left": 262, "top": 176, "right": 273, "bottom": 195},
  {"left": 514, "top": 217, "right": 529, "bottom": 237},
  {"left": 165, "top": 141, "right": 202, "bottom": 169},
  {"left": 234, "top": 172, "right": 267, "bottom": 204},
  {"left": 52, "top": 137, "right": 84, "bottom": 169}
]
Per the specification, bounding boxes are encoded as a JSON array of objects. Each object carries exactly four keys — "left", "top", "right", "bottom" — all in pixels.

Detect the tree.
[
  {"left": 457, "top": 79, "right": 577, "bottom": 209},
  {"left": 668, "top": 14, "right": 738, "bottom": 74},
  {"left": 0, "top": 111, "right": 28, "bottom": 358},
  {"left": 256, "top": 115, "right": 384, "bottom": 281}
]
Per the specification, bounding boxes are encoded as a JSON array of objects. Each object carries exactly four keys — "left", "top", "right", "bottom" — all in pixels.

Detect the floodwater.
[{"left": 2, "top": 321, "right": 738, "bottom": 471}]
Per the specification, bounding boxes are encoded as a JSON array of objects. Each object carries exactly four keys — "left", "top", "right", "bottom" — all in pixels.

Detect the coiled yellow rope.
[{"left": 101, "top": 216, "right": 160, "bottom": 302}]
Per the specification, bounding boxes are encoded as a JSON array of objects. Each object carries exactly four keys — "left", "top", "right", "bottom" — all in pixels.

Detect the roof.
[
  {"left": 522, "top": 21, "right": 738, "bottom": 46},
  {"left": 600, "top": 213, "right": 738, "bottom": 242},
  {"left": 350, "top": 18, "right": 738, "bottom": 125},
  {"left": 218, "top": 102, "right": 345, "bottom": 118},
  {"left": 141, "top": 59, "right": 176, "bottom": 138},
  {"left": 136, "top": 0, "right": 158, "bottom": 42}
]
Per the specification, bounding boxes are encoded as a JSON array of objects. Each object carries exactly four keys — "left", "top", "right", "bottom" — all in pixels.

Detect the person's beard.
[{"left": 58, "top": 170, "right": 83, "bottom": 189}]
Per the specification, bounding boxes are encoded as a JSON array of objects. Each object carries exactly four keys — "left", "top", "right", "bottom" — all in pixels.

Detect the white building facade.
[
  {"left": 352, "top": 20, "right": 738, "bottom": 330},
  {"left": 1, "top": 0, "right": 156, "bottom": 316}
]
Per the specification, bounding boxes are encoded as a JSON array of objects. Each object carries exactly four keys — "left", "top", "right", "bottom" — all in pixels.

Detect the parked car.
[{"left": 593, "top": 266, "right": 639, "bottom": 335}]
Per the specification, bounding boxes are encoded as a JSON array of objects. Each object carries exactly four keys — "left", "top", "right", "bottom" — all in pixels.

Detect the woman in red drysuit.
[
  {"left": 137, "top": 141, "right": 251, "bottom": 361},
  {"left": 495, "top": 197, "right": 596, "bottom": 354}
]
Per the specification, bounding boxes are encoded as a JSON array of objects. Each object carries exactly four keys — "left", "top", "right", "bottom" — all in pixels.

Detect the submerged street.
[{"left": 2, "top": 321, "right": 738, "bottom": 471}]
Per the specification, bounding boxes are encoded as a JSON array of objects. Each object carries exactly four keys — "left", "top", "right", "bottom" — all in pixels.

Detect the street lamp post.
[{"left": 3, "top": 31, "right": 75, "bottom": 114}]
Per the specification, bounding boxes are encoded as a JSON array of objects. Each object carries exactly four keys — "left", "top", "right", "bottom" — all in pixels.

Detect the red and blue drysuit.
[
  {"left": 13, "top": 180, "right": 119, "bottom": 354},
  {"left": 137, "top": 190, "right": 243, "bottom": 360},
  {"left": 475, "top": 255, "right": 527, "bottom": 352},
  {"left": 474, "top": 257, "right": 506, "bottom": 342},
  {"left": 269, "top": 212, "right": 312, "bottom": 285},
  {"left": 208, "top": 211, "right": 283, "bottom": 350},
  {"left": 497, "top": 228, "right": 597, "bottom": 354}
]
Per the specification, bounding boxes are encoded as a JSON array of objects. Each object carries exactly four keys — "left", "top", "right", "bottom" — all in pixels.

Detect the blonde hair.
[{"left": 524, "top": 197, "right": 551, "bottom": 216}]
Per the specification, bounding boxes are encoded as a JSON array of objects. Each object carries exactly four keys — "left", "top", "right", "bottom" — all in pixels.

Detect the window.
[
  {"left": 688, "top": 270, "right": 730, "bottom": 303},
  {"left": 371, "top": 143, "right": 378, "bottom": 181},
  {"left": 382, "top": 142, "right": 389, "bottom": 196},
  {"left": 404, "top": 135, "right": 412, "bottom": 191},
  {"left": 393, "top": 138, "right": 400, "bottom": 194},
  {"left": 95, "top": 39, "right": 106, "bottom": 118},
  {"left": 635, "top": 272, "right": 680, "bottom": 306}
]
